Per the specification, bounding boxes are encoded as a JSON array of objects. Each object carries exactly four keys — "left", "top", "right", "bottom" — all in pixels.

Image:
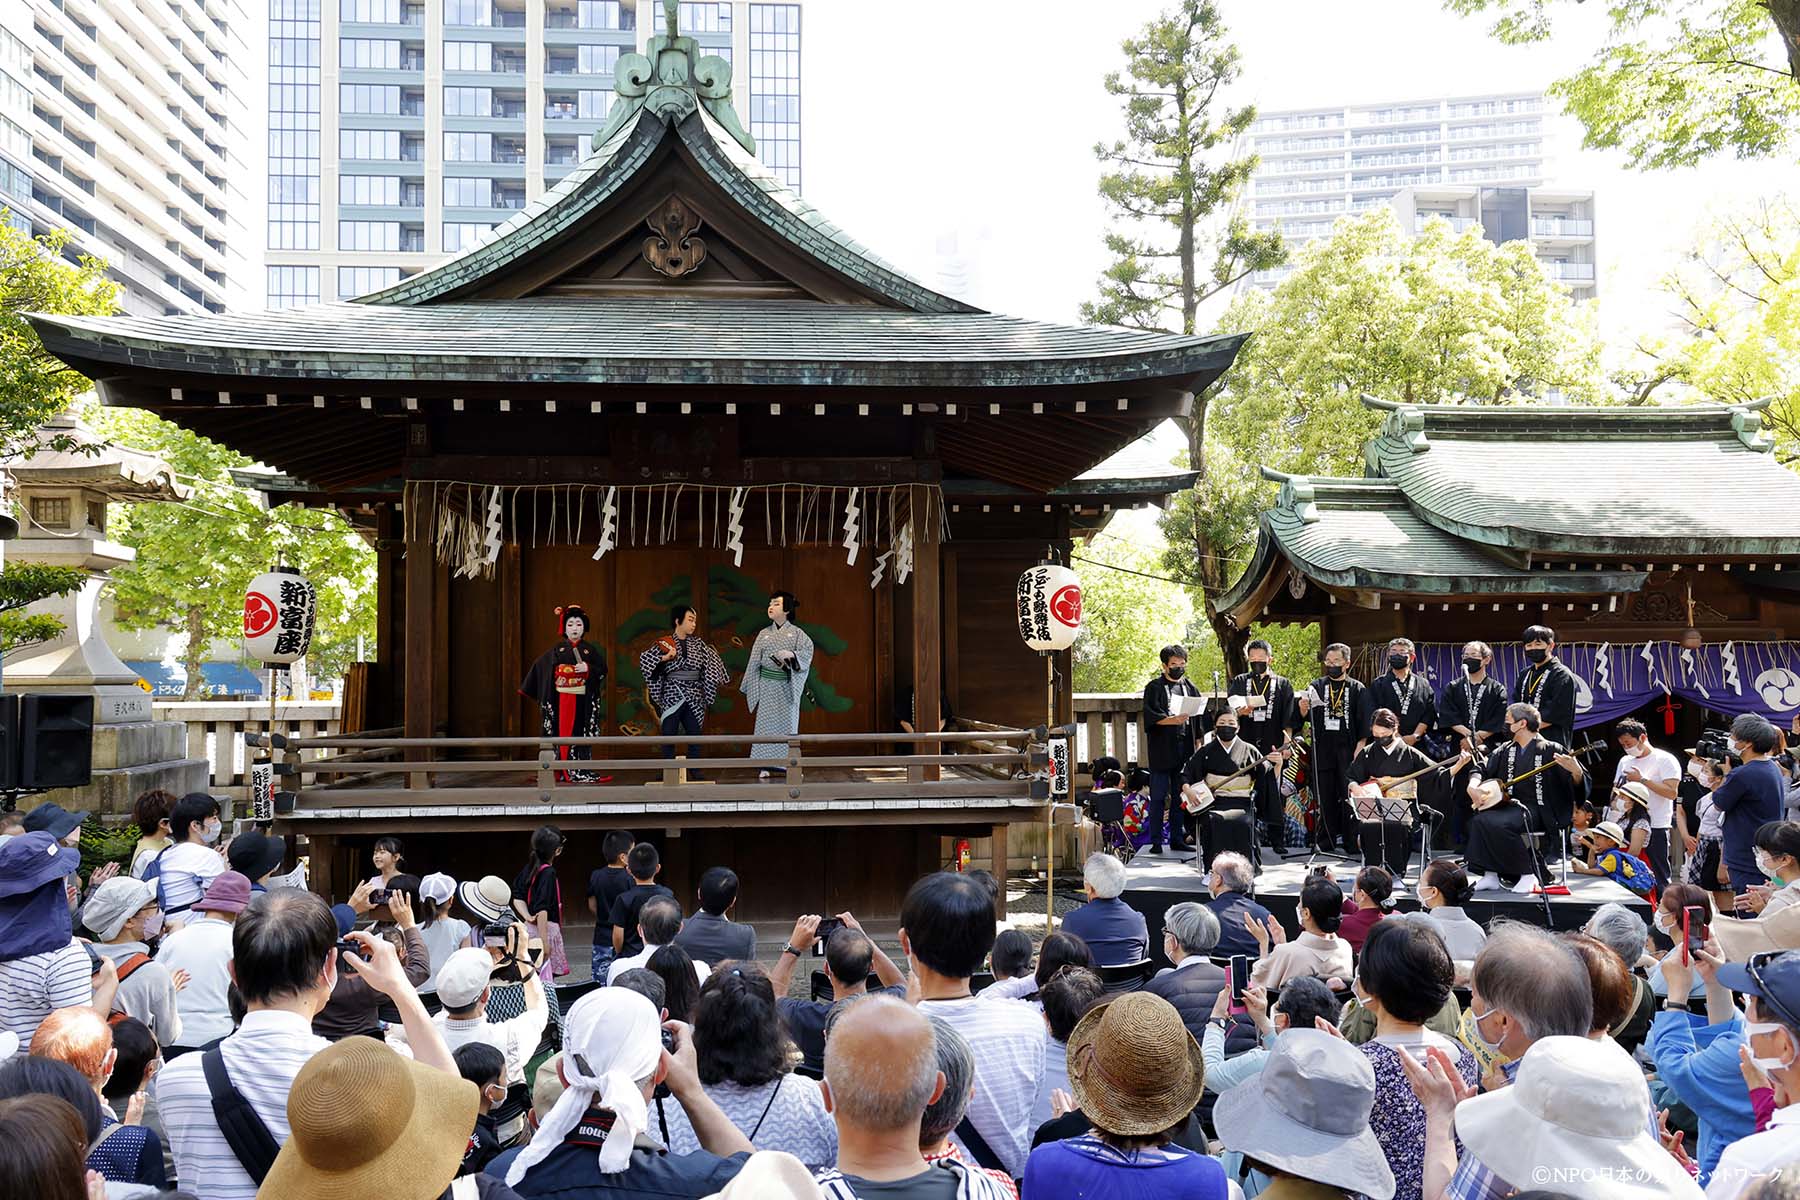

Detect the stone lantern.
[{"left": 3, "top": 412, "right": 207, "bottom": 813}]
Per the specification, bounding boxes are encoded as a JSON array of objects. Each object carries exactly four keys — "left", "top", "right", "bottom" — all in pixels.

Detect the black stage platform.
[{"left": 1119, "top": 848, "right": 1653, "bottom": 969}]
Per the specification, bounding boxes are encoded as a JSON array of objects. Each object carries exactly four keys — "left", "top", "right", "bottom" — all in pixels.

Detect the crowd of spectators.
[{"left": 13, "top": 754, "right": 1800, "bottom": 1200}]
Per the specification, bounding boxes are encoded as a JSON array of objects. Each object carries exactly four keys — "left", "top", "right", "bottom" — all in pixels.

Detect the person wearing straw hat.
[
  {"left": 1212, "top": 1027, "right": 1395, "bottom": 1200},
  {"left": 258, "top": 1034, "right": 528, "bottom": 1200},
  {"left": 499, "top": 987, "right": 752, "bottom": 1196},
  {"left": 1021, "top": 991, "right": 1228, "bottom": 1200},
  {"left": 1441, "top": 1035, "right": 1702, "bottom": 1200}
]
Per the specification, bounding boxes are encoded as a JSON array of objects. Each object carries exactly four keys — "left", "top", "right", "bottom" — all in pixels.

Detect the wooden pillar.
[
  {"left": 307, "top": 832, "right": 337, "bottom": 904},
  {"left": 500, "top": 544, "right": 522, "bottom": 738},
  {"left": 404, "top": 485, "right": 437, "bottom": 784},
  {"left": 911, "top": 488, "right": 942, "bottom": 783},
  {"left": 989, "top": 823, "right": 1008, "bottom": 914},
  {"left": 374, "top": 505, "right": 404, "bottom": 730}
]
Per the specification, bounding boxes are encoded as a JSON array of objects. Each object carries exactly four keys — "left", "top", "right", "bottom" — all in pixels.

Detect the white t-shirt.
[
  {"left": 155, "top": 913, "right": 236, "bottom": 1048},
  {"left": 419, "top": 917, "right": 473, "bottom": 992},
  {"left": 155, "top": 842, "right": 226, "bottom": 921},
  {"left": 1614, "top": 746, "right": 1681, "bottom": 829}
]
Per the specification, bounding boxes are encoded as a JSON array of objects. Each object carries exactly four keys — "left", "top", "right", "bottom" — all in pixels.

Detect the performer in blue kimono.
[
  {"left": 519, "top": 604, "right": 606, "bottom": 783},
  {"left": 637, "top": 603, "right": 730, "bottom": 769},
  {"left": 742, "top": 590, "right": 814, "bottom": 776}
]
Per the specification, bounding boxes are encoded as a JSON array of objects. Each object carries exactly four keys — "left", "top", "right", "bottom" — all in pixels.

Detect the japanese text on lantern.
[
  {"left": 1016, "top": 567, "right": 1051, "bottom": 644},
  {"left": 273, "top": 578, "right": 316, "bottom": 659}
]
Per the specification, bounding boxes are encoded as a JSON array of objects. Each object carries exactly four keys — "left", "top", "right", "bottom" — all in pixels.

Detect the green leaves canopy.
[{"left": 0, "top": 220, "right": 119, "bottom": 460}]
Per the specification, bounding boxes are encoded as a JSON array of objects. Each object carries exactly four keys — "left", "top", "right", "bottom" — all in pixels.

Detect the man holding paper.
[
  {"left": 1296, "top": 642, "right": 1372, "bottom": 854},
  {"left": 1143, "top": 644, "right": 1204, "bottom": 855}
]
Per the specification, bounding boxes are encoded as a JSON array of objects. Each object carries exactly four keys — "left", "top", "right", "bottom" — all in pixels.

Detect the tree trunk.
[
  {"left": 179, "top": 606, "right": 208, "bottom": 702},
  {"left": 1770, "top": 0, "right": 1800, "bottom": 80},
  {"left": 1180, "top": 398, "right": 1251, "bottom": 677}
]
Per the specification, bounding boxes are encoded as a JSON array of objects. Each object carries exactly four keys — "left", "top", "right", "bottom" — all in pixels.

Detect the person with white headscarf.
[{"left": 502, "top": 987, "right": 753, "bottom": 1197}]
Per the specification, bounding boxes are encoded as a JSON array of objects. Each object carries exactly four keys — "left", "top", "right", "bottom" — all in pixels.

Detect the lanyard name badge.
[
  {"left": 1322, "top": 679, "right": 1343, "bottom": 732},
  {"left": 1248, "top": 676, "right": 1270, "bottom": 722}
]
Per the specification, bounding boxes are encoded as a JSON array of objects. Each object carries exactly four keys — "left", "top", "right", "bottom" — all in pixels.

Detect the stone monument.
[{"left": 4, "top": 412, "right": 207, "bottom": 813}]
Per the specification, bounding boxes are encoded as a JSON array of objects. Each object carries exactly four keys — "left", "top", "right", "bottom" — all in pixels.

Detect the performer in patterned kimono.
[
  {"left": 519, "top": 604, "right": 607, "bottom": 783},
  {"left": 638, "top": 603, "right": 729, "bottom": 770},
  {"left": 742, "top": 590, "right": 814, "bottom": 777}
]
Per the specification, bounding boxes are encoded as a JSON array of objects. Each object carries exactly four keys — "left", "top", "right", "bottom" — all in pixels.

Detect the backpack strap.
[
  {"left": 114, "top": 953, "right": 152, "bottom": 984},
  {"left": 952, "top": 1115, "right": 1006, "bottom": 1174},
  {"left": 201, "top": 1045, "right": 281, "bottom": 1183}
]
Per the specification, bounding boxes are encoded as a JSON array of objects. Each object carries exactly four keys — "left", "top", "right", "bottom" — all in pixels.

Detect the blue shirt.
[
  {"left": 1649, "top": 1008, "right": 1755, "bottom": 1183},
  {"left": 1206, "top": 891, "right": 1273, "bottom": 960},
  {"left": 1023, "top": 1136, "right": 1228, "bottom": 1200},
  {"left": 1059, "top": 897, "right": 1149, "bottom": 966},
  {"left": 1714, "top": 758, "right": 1785, "bottom": 881}
]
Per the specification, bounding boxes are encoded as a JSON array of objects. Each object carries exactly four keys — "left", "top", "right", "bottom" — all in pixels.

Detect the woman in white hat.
[{"left": 417, "top": 871, "right": 472, "bottom": 992}]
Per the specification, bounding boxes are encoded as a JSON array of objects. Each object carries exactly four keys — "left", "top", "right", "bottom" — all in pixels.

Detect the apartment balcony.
[
  {"left": 1254, "top": 177, "right": 1343, "bottom": 196},
  {"left": 1415, "top": 214, "right": 1478, "bottom": 233},
  {"left": 1531, "top": 217, "right": 1594, "bottom": 239},
  {"left": 1543, "top": 261, "right": 1595, "bottom": 282}
]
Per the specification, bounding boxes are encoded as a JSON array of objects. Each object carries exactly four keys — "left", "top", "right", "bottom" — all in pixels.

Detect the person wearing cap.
[
  {"left": 1706, "top": 950, "right": 1800, "bottom": 1200},
  {"left": 1418, "top": 1035, "right": 1700, "bottom": 1200},
  {"left": 497, "top": 988, "right": 753, "bottom": 1197},
  {"left": 225, "top": 828, "right": 286, "bottom": 893},
  {"left": 260, "top": 1029, "right": 527, "bottom": 1200},
  {"left": 82, "top": 876, "right": 184, "bottom": 1046},
  {"left": 0, "top": 830, "right": 96, "bottom": 1044},
  {"left": 812, "top": 994, "right": 1014, "bottom": 1200},
  {"left": 420, "top": 871, "right": 475, "bottom": 992},
  {"left": 154, "top": 870, "right": 251, "bottom": 1056},
  {"left": 1615, "top": 718, "right": 1682, "bottom": 887},
  {"left": 1571, "top": 807, "right": 1657, "bottom": 899},
  {"left": 1213, "top": 1027, "right": 1395, "bottom": 1199},
  {"left": 1649, "top": 930, "right": 1754, "bottom": 1185},
  {"left": 1022, "top": 991, "right": 1227, "bottom": 1200},
  {"left": 426, "top": 935, "right": 546, "bottom": 1088},
  {"left": 155, "top": 889, "right": 456, "bottom": 1200}
]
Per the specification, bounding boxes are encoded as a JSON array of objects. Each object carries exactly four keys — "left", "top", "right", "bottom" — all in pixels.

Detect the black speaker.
[
  {"left": 21, "top": 694, "right": 94, "bottom": 790},
  {"left": 0, "top": 695, "right": 18, "bottom": 791}
]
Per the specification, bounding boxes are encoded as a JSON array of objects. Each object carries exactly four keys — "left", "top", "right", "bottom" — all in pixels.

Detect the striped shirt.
[
  {"left": 917, "top": 994, "right": 1047, "bottom": 1180},
  {"left": 816, "top": 1157, "right": 1017, "bottom": 1200},
  {"left": 155, "top": 1008, "right": 329, "bottom": 1200},
  {"left": 0, "top": 940, "right": 91, "bottom": 1042}
]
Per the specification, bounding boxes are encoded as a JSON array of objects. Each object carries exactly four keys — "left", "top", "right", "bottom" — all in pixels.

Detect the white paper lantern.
[
  {"left": 1016, "top": 563, "right": 1082, "bottom": 651},
  {"left": 244, "top": 569, "right": 317, "bottom": 664}
]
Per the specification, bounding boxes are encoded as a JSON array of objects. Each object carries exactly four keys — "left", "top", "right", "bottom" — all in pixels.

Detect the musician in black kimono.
[
  {"left": 1438, "top": 640, "right": 1509, "bottom": 849},
  {"left": 1227, "top": 638, "right": 1299, "bottom": 854},
  {"left": 1465, "top": 779, "right": 1543, "bottom": 893},
  {"left": 1512, "top": 624, "right": 1580, "bottom": 749},
  {"left": 1179, "top": 711, "right": 1266, "bottom": 868},
  {"left": 1346, "top": 708, "right": 1470, "bottom": 874},
  {"left": 1296, "top": 642, "right": 1371, "bottom": 854},
  {"left": 1471, "top": 701, "right": 1588, "bottom": 868}
]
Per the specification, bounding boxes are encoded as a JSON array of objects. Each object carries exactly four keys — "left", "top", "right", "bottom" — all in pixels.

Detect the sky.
[{"left": 799, "top": 0, "right": 1800, "bottom": 344}]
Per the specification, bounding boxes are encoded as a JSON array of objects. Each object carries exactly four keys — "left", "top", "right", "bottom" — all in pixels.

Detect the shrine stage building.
[{"left": 25, "top": 21, "right": 1245, "bottom": 921}]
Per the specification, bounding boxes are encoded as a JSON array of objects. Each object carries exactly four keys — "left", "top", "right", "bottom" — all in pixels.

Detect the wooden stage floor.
[{"left": 1119, "top": 845, "right": 1653, "bottom": 944}]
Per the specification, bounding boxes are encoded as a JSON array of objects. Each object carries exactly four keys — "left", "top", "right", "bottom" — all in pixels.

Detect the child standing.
[
  {"left": 585, "top": 828, "right": 635, "bottom": 983},
  {"left": 512, "top": 824, "right": 570, "bottom": 978}
]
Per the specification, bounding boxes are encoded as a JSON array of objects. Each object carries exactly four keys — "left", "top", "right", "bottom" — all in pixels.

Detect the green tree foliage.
[
  {"left": 1, "top": 220, "right": 119, "bottom": 459},
  {"left": 0, "top": 563, "right": 86, "bottom": 654},
  {"left": 1080, "top": 0, "right": 1285, "bottom": 334},
  {"left": 91, "top": 409, "right": 377, "bottom": 699},
  {"left": 1071, "top": 530, "right": 1194, "bottom": 694},
  {"left": 1160, "top": 209, "right": 1607, "bottom": 669},
  {"left": 1447, "top": 0, "right": 1800, "bottom": 168},
  {"left": 1632, "top": 197, "right": 1800, "bottom": 463}
]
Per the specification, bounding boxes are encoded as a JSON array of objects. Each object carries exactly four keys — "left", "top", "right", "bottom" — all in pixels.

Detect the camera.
[
  {"left": 482, "top": 914, "right": 517, "bottom": 948},
  {"left": 812, "top": 916, "right": 846, "bottom": 956},
  {"left": 368, "top": 888, "right": 391, "bottom": 905},
  {"left": 1695, "top": 729, "right": 1740, "bottom": 766}
]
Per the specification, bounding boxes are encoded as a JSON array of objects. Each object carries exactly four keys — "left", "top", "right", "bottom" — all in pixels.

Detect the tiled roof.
[
  {"left": 1363, "top": 399, "right": 1800, "bottom": 556},
  {"left": 27, "top": 299, "right": 1246, "bottom": 389}
]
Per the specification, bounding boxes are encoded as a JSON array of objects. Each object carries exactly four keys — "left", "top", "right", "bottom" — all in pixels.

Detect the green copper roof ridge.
[{"left": 593, "top": 0, "right": 755, "bottom": 158}]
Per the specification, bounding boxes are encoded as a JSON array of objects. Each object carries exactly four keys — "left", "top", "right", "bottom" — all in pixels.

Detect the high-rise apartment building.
[
  {"left": 0, "top": 0, "right": 249, "bottom": 315},
  {"left": 1242, "top": 92, "right": 1596, "bottom": 299},
  {"left": 266, "top": 0, "right": 802, "bottom": 307}
]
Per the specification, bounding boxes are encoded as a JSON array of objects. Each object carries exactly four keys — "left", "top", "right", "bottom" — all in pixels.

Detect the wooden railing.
[
  {"left": 152, "top": 701, "right": 346, "bottom": 800},
  {"left": 245, "top": 727, "right": 1048, "bottom": 807},
  {"left": 1074, "top": 691, "right": 1231, "bottom": 771}
]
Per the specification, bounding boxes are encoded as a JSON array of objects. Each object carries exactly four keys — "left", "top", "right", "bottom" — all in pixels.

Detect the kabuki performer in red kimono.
[{"left": 519, "top": 604, "right": 607, "bottom": 783}]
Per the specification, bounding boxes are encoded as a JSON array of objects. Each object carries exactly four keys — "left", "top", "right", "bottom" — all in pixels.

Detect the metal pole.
[{"left": 1045, "top": 651, "right": 1056, "bottom": 932}]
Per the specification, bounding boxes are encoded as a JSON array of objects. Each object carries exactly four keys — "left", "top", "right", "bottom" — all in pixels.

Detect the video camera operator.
[{"left": 1706, "top": 714, "right": 1787, "bottom": 897}]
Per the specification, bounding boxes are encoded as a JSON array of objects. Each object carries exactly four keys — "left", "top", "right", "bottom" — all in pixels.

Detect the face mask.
[
  {"left": 1388, "top": 654, "right": 1410, "bottom": 671},
  {"left": 1416, "top": 885, "right": 1436, "bottom": 906},
  {"left": 1653, "top": 911, "right": 1674, "bottom": 935},
  {"left": 1469, "top": 1005, "right": 1505, "bottom": 1054},
  {"left": 1757, "top": 852, "right": 1787, "bottom": 886},
  {"left": 1462, "top": 658, "right": 1482, "bottom": 674},
  {"left": 1217, "top": 729, "right": 1236, "bottom": 743},
  {"left": 1249, "top": 661, "right": 1268, "bottom": 676},
  {"left": 1629, "top": 741, "right": 1651, "bottom": 758},
  {"left": 140, "top": 910, "right": 164, "bottom": 940},
  {"left": 1324, "top": 664, "right": 1345, "bottom": 680},
  {"left": 1374, "top": 730, "right": 1397, "bottom": 745},
  {"left": 1746, "top": 1021, "right": 1797, "bottom": 1073},
  {"left": 201, "top": 820, "right": 222, "bottom": 844},
  {"left": 1167, "top": 665, "right": 1185, "bottom": 680},
  {"left": 1352, "top": 979, "right": 1374, "bottom": 1009},
  {"left": 1525, "top": 647, "right": 1549, "bottom": 665}
]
